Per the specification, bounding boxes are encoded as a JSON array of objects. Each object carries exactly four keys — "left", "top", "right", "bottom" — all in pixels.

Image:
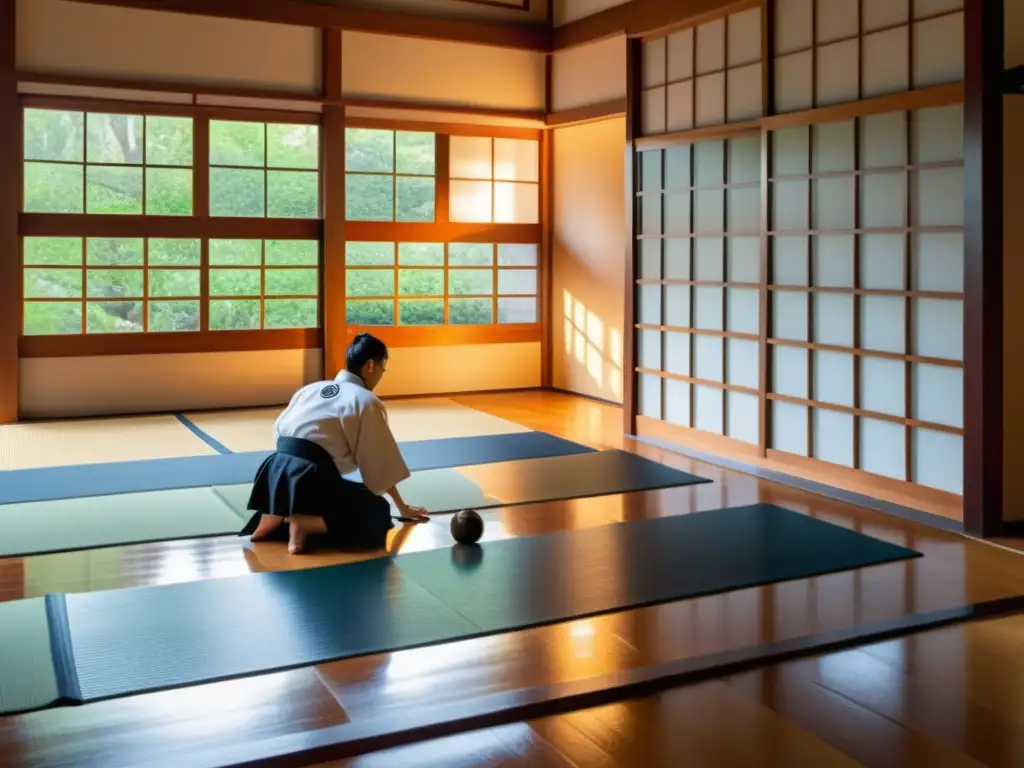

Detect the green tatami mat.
[
  {"left": 0, "top": 599, "right": 63, "bottom": 713},
  {"left": 0, "top": 487, "right": 247, "bottom": 558}
]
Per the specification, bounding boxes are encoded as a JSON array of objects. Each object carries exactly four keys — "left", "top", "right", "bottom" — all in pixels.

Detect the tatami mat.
[
  {"left": 183, "top": 398, "right": 528, "bottom": 453},
  {"left": 0, "top": 415, "right": 216, "bottom": 471}
]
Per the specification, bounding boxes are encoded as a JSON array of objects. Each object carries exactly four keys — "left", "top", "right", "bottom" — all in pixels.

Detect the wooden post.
[
  {"left": 0, "top": 0, "right": 18, "bottom": 424},
  {"left": 623, "top": 37, "right": 642, "bottom": 435},
  {"left": 321, "top": 28, "right": 346, "bottom": 378},
  {"left": 540, "top": 55, "right": 553, "bottom": 388}
]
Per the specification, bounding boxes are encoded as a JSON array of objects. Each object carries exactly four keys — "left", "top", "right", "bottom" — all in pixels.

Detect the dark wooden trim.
[
  {"left": 0, "top": 0, "right": 16, "bottom": 423},
  {"left": 545, "top": 99, "right": 627, "bottom": 127},
  {"left": 20, "top": 94, "right": 321, "bottom": 123},
  {"left": 168, "top": 596, "right": 1024, "bottom": 768},
  {"left": 343, "top": 222, "right": 540, "bottom": 243},
  {"left": 20, "top": 215, "right": 321, "bottom": 240},
  {"left": 622, "top": 38, "right": 642, "bottom": 436},
  {"left": 758, "top": 0, "right": 775, "bottom": 459},
  {"left": 963, "top": 0, "right": 1003, "bottom": 538},
  {"left": 62, "top": 0, "right": 551, "bottom": 51},
  {"left": 322, "top": 29, "right": 346, "bottom": 379},
  {"left": 1002, "top": 65, "right": 1024, "bottom": 93},
  {"left": 540, "top": 56, "right": 553, "bottom": 387},
  {"left": 345, "top": 99, "right": 545, "bottom": 125},
  {"left": 18, "top": 328, "right": 321, "bottom": 358},
  {"left": 761, "top": 83, "right": 964, "bottom": 130},
  {"left": 343, "top": 116, "right": 541, "bottom": 140},
  {"left": 446, "top": 0, "right": 529, "bottom": 11}
]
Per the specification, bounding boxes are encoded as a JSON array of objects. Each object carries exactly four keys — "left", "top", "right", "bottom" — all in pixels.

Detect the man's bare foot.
[
  {"left": 250, "top": 514, "right": 284, "bottom": 541},
  {"left": 288, "top": 514, "right": 328, "bottom": 555}
]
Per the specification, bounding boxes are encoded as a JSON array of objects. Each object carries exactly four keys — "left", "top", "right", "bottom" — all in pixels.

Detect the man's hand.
[{"left": 401, "top": 505, "right": 430, "bottom": 522}]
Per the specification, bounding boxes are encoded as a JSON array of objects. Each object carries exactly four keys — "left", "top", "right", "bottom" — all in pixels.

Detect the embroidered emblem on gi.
[{"left": 320, "top": 383, "right": 340, "bottom": 399}]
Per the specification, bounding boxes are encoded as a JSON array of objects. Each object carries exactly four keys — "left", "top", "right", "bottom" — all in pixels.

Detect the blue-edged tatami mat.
[
  {"left": 0, "top": 431, "right": 594, "bottom": 505},
  {"left": 0, "top": 504, "right": 921, "bottom": 714}
]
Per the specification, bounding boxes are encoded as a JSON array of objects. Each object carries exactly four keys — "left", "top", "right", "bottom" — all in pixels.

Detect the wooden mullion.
[
  {"left": 623, "top": 37, "right": 642, "bottom": 435},
  {"left": 810, "top": 0, "right": 817, "bottom": 109},
  {"left": 659, "top": 147, "right": 666, "bottom": 420},
  {"left": 80, "top": 237, "right": 87, "bottom": 334},
  {"left": 806, "top": 123, "right": 814, "bottom": 459},
  {"left": 194, "top": 115, "right": 211, "bottom": 333},
  {"left": 905, "top": 107, "right": 914, "bottom": 483},
  {"left": 688, "top": 142, "right": 696, "bottom": 428},
  {"left": 852, "top": 115, "right": 862, "bottom": 470},
  {"left": 721, "top": 136, "right": 729, "bottom": 436},
  {"left": 758, "top": 0, "right": 775, "bottom": 457},
  {"left": 321, "top": 27, "right": 346, "bottom": 372},
  {"left": 142, "top": 237, "right": 149, "bottom": 332}
]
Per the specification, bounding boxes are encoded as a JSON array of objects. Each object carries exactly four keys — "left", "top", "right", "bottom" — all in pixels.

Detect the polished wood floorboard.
[{"left": 1, "top": 391, "right": 1022, "bottom": 767}]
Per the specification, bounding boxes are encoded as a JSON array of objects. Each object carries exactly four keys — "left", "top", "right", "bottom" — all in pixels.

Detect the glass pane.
[
  {"left": 450, "top": 298, "right": 493, "bottom": 325},
  {"left": 347, "top": 299, "right": 394, "bottom": 325},
  {"left": 498, "top": 297, "right": 537, "bottom": 323},
  {"left": 266, "top": 240, "right": 318, "bottom": 266},
  {"left": 399, "top": 269, "right": 442, "bottom": 296},
  {"left": 450, "top": 135, "right": 492, "bottom": 179},
  {"left": 399, "top": 299, "right": 444, "bottom": 325},
  {"left": 347, "top": 269, "right": 394, "bottom": 297},
  {"left": 210, "top": 239, "right": 262, "bottom": 266},
  {"left": 449, "top": 269, "right": 493, "bottom": 296},
  {"left": 87, "top": 301, "right": 143, "bottom": 333},
  {"left": 449, "top": 180, "right": 491, "bottom": 223},
  {"left": 146, "top": 167, "right": 192, "bottom": 215},
  {"left": 396, "top": 131, "right": 435, "bottom": 175},
  {"left": 24, "top": 268, "right": 81, "bottom": 299},
  {"left": 449, "top": 243, "right": 493, "bottom": 266},
  {"left": 149, "top": 239, "right": 200, "bottom": 266},
  {"left": 24, "top": 162, "right": 83, "bottom": 213},
  {"left": 494, "top": 181, "right": 539, "bottom": 224},
  {"left": 210, "top": 299, "right": 261, "bottom": 330},
  {"left": 267, "top": 124, "right": 318, "bottom": 169},
  {"left": 396, "top": 176, "right": 434, "bottom": 222},
  {"left": 87, "top": 166, "right": 143, "bottom": 214},
  {"left": 210, "top": 121, "right": 265, "bottom": 167},
  {"left": 345, "top": 128, "right": 393, "bottom": 172},
  {"left": 149, "top": 300, "right": 200, "bottom": 332},
  {"left": 493, "top": 138, "right": 539, "bottom": 182},
  {"left": 345, "top": 174, "right": 393, "bottom": 221},
  {"left": 497, "top": 243, "right": 538, "bottom": 266},
  {"left": 149, "top": 269, "right": 200, "bottom": 297},
  {"left": 23, "top": 301, "right": 81, "bottom": 335},
  {"left": 267, "top": 170, "right": 318, "bottom": 218},
  {"left": 87, "top": 269, "right": 143, "bottom": 299},
  {"left": 210, "top": 168, "right": 265, "bottom": 217},
  {"left": 24, "top": 238, "right": 81, "bottom": 266},
  {"left": 86, "top": 113, "right": 143, "bottom": 164},
  {"left": 24, "top": 109, "right": 83, "bottom": 162},
  {"left": 345, "top": 242, "right": 394, "bottom": 266},
  {"left": 398, "top": 243, "right": 444, "bottom": 266},
  {"left": 210, "top": 269, "right": 261, "bottom": 296},
  {"left": 265, "top": 298, "right": 318, "bottom": 328},
  {"left": 498, "top": 268, "right": 537, "bottom": 295},
  {"left": 146, "top": 116, "right": 193, "bottom": 166},
  {"left": 265, "top": 268, "right": 318, "bottom": 296},
  {"left": 86, "top": 238, "right": 143, "bottom": 266}
]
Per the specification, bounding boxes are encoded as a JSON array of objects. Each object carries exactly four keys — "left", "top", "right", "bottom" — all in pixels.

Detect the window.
[
  {"left": 344, "top": 128, "right": 435, "bottom": 222},
  {"left": 449, "top": 136, "right": 539, "bottom": 224}
]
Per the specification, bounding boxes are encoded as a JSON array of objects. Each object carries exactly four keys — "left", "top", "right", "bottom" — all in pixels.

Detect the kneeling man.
[{"left": 241, "top": 333, "right": 428, "bottom": 554}]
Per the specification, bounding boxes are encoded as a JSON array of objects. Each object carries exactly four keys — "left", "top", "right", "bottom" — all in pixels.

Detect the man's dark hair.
[{"left": 346, "top": 333, "right": 388, "bottom": 373}]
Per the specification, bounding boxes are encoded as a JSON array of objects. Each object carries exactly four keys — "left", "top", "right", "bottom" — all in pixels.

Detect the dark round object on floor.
[
  {"left": 450, "top": 542, "right": 484, "bottom": 571},
  {"left": 451, "top": 509, "right": 484, "bottom": 545}
]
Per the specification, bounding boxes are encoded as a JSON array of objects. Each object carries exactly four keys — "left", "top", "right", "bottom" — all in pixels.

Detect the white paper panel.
[
  {"left": 913, "top": 362, "right": 962, "bottom": 428},
  {"left": 642, "top": 87, "right": 666, "bottom": 135},
  {"left": 816, "top": 40, "right": 859, "bottom": 106},
  {"left": 813, "top": 350, "right": 854, "bottom": 406},
  {"left": 729, "top": 8, "right": 763, "bottom": 67},
  {"left": 695, "top": 286, "right": 724, "bottom": 330},
  {"left": 695, "top": 385, "right": 725, "bottom": 434},
  {"left": 913, "top": 232, "right": 964, "bottom": 292},
  {"left": 772, "top": 345, "right": 808, "bottom": 398},
  {"left": 776, "top": 0, "right": 813, "bottom": 55},
  {"left": 813, "top": 235, "right": 855, "bottom": 287},
  {"left": 666, "top": 80, "right": 695, "bottom": 132},
  {"left": 640, "top": 194, "right": 662, "bottom": 235},
  {"left": 665, "top": 378, "right": 691, "bottom": 426},
  {"left": 640, "top": 238, "right": 662, "bottom": 279},
  {"left": 696, "top": 18, "right": 726, "bottom": 75},
  {"left": 912, "top": 428, "right": 963, "bottom": 495},
  {"left": 728, "top": 237, "right": 760, "bottom": 282},
  {"left": 695, "top": 190, "right": 725, "bottom": 232},
  {"left": 861, "top": 295, "right": 906, "bottom": 353},
  {"left": 860, "top": 172, "right": 907, "bottom": 228},
  {"left": 728, "top": 187, "right": 761, "bottom": 233},
  {"left": 664, "top": 191, "right": 691, "bottom": 232},
  {"left": 816, "top": 0, "right": 859, "bottom": 43},
  {"left": 813, "top": 176, "right": 856, "bottom": 230},
  {"left": 665, "top": 238, "right": 692, "bottom": 279},
  {"left": 773, "top": 236, "right": 809, "bottom": 284},
  {"left": 859, "top": 417, "right": 906, "bottom": 481},
  {"left": 727, "top": 391, "right": 760, "bottom": 444},
  {"left": 494, "top": 182, "right": 539, "bottom": 223},
  {"left": 643, "top": 37, "right": 667, "bottom": 88},
  {"left": 860, "top": 234, "right": 905, "bottom": 289},
  {"left": 912, "top": 13, "right": 964, "bottom": 88},
  {"left": 772, "top": 180, "right": 810, "bottom": 230},
  {"left": 774, "top": 51, "right": 814, "bottom": 113},
  {"left": 863, "top": 0, "right": 909, "bottom": 32},
  {"left": 912, "top": 104, "right": 964, "bottom": 163},
  {"left": 814, "top": 293, "right": 855, "bottom": 347},
  {"left": 772, "top": 290, "right": 809, "bottom": 340},
  {"left": 695, "top": 335, "right": 724, "bottom": 381},
  {"left": 913, "top": 166, "right": 964, "bottom": 226},
  {"left": 812, "top": 120, "right": 855, "bottom": 173},
  {"left": 862, "top": 27, "right": 910, "bottom": 98},
  {"left": 772, "top": 400, "right": 809, "bottom": 455},
  {"left": 640, "top": 150, "right": 663, "bottom": 190},
  {"left": 727, "top": 287, "right": 760, "bottom": 334},
  {"left": 667, "top": 27, "right": 695, "bottom": 83},
  {"left": 695, "top": 72, "right": 727, "bottom": 127},
  {"left": 664, "top": 331, "right": 691, "bottom": 375},
  {"left": 860, "top": 112, "right": 908, "bottom": 168},
  {"left": 727, "top": 338, "right": 760, "bottom": 389},
  {"left": 915, "top": 0, "right": 963, "bottom": 17},
  {"left": 727, "top": 63, "right": 763, "bottom": 123},
  {"left": 664, "top": 283, "right": 691, "bottom": 326},
  {"left": 695, "top": 140, "right": 726, "bottom": 185},
  {"left": 729, "top": 137, "right": 761, "bottom": 183},
  {"left": 639, "top": 372, "right": 663, "bottom": 418},
  {"left": 665, "top": 145, "right": 692, "bottom": 187},
  {"left": 772, "top": 126, "right": 810, "bottom": 176},
  {"left": 861, "top": 356, "right": 906, "bottom": 417},
  {"left": 638, "top": 284, "right": 662, "bottom": 324},
  {"left": 913, "top": 298, "right": 963, "bottom": 361},
  {"left": 694, "top": 237, "right": 724, "bottom": 279},
  {"left": 813, "top": 409, "right": 855, "bottom": 467},
  {"left": 638, "top": 328, "right": 662, "bottom": 369}
]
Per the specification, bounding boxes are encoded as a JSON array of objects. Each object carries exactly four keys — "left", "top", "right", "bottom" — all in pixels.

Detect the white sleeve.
[{"left": 354, "top": 401, "right": 410, "bottom": 495}]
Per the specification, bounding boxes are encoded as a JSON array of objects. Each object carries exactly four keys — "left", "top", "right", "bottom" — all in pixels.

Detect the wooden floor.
[{"left": 1, "top": 391, "right": 1023, "bottom": 767}]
